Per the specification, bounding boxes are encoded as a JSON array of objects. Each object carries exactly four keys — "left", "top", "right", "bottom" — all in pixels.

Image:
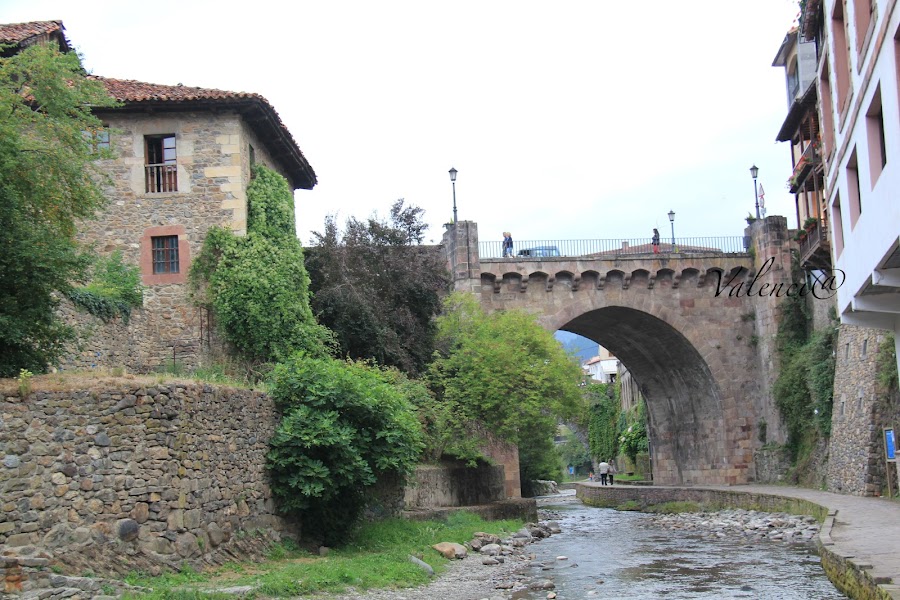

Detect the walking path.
[{"left": 631, "top": 484, "right": 900, "bottom": 599}]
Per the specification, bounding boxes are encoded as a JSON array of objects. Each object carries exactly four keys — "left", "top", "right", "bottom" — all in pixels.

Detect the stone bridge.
[{"left": 442, "top": 219, "right": 796, "bottom": 486}]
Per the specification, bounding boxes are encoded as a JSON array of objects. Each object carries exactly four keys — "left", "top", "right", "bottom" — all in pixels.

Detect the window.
[
  {"left": 847, "top": 149, "right": 862, "bottom": 227},
  {"left": 832, "top": 2, "right": 852, "bottom": 113},
  {"left": 249, "top": 144, "right": 256, "bottom": 167},
  {"left": 145, "top": 134, "right": 177, "bottom": 193},
  {"left": 832, "top": 193, "right": 845, "bottom": 256},
  {"left": 820, "top": 62, "right": 836, "bottom": 157},
  {"left": 84, "top": 126, "right": 110, "bottom": 152},
  {"left": 862, "top": 338, "right": 868, "bottom": 357},
  {"left": 151, "top": 235, "right": 179, "bottom": 274},
  {"left": 866, "top": 85, "right": 886, "bottom": 185},
  {"left": 854, "top": 0, "right": 874, "bottom": 54}
]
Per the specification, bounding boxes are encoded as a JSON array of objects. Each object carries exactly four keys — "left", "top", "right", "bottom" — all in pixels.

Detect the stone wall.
[
  {"left": 403, "top": 463, "right": 506, "bottom": 509},
  {"left": 827, "top": 325, "right": 893, "bottom": 496},
  {"left": 0, "top": 378, "right": 294, "bottom": 587},
  {"left": 65, "top": 109, "right": 297, "bottom": 373}
]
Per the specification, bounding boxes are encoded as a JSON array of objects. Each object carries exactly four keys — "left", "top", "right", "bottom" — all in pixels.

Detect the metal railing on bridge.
[{"left": 480, "top": 237, "right": 749, "bottom": 259}]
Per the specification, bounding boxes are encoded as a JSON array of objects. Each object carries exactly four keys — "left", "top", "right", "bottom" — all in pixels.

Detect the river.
[{"left": 512, "top": 490, "right": 846, "bottom": 599}]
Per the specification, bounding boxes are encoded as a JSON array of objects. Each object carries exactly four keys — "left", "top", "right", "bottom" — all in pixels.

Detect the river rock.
[
  {"left": 480, "top": 543, "right": 501, "bottom": 556},
  {"left": 432, "top": 541, "right": 467, "bottom": 559}
]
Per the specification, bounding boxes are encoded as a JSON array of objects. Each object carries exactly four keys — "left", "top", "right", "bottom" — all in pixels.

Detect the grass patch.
[
  {"left": 122, "top": 512, "right": 522, "bottom": 599},
  {"left": 615, "top": 500, "right": 643, "bottom": 511}
]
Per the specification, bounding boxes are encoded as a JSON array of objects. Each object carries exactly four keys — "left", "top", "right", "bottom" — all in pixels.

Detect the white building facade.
[{"left": 816, "top": 0, "right": 900, "bottom": 367}]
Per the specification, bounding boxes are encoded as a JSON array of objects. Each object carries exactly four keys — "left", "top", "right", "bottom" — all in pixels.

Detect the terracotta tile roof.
[
  {"left": 0, "top": 20, "right": 70, "bottom": 52},
  {"left": 91, "top": 76, "right": 317, "bottom": 190}
]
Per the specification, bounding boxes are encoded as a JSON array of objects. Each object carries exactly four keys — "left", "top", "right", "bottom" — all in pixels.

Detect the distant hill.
[{"left": 555, "top": 331, "right": 597, "bottom": 363}]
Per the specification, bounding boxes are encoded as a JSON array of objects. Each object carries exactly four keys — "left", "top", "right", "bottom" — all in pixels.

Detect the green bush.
[
  {"left": 266, "top": 355, "right": 423, "bottom": 545},
  {"left": 66, "top": 251, "right": 143, "bottom": 323},
  {"left": 587, "top": 382, "right": 619, "bottom": 462}
]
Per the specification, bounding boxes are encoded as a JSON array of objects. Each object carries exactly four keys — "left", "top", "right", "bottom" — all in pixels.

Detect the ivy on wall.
[
  {"left": 587, "top": 382, "right": 620, "bottom": 462},
  {"left": 189, "top": 164, "right": 333, "bottom": 366},
  {"left": 772, "top": 255, "right": 837, "bottom": 459}
]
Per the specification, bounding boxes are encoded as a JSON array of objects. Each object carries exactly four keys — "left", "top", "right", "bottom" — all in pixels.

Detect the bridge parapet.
[{"left": 479, "top": 254, "right": 754, "bottom": 294}]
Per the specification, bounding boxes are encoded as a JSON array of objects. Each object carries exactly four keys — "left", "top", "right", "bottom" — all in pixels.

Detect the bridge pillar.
[
  {"left": 442, "top": 221, "right": 481, "bottom": 293},
  {"left": 745, "top": 216, "right": 796, "bottom": 448}
]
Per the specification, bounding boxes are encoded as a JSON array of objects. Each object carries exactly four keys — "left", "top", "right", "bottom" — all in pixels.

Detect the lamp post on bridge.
[
  {"left": 750, "top": 164, "right": 760, "bottom": 220},
  {"left": 668, "top": 210, "right": 675, "bottom": 253},
  {"left": 449, "top": 167, "right": 458, "bottom": 225}
]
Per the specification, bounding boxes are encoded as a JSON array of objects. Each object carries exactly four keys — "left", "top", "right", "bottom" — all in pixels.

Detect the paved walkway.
[{"left": 699, "top": 485, "right": 900, "bottom": 598}]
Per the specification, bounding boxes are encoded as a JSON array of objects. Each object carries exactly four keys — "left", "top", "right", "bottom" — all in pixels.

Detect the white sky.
[{"left": 2, "top": 0, "right": 802, "bottom": 246}]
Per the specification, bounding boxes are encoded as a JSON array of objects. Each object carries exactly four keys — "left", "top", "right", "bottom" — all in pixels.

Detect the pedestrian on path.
[
  {"left": 608, "top": 461, "right": 616, "bottom": 485},
  {"left": 597, "top": 460, "right": 610, "bottom": 485}
]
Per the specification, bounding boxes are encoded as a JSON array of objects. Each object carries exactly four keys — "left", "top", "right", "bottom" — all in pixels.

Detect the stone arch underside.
[{"left": 561, "top": 307, "right": 732, "bottom": 485}]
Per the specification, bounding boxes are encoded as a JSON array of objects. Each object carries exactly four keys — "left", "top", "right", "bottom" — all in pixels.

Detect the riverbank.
[{"left": 578, "top": 482, "right": 900, "bottom": 600}]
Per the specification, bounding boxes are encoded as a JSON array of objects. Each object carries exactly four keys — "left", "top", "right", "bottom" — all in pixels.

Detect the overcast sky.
[{"left": 3, "top": 0, "right": 802, "bottom": 247}]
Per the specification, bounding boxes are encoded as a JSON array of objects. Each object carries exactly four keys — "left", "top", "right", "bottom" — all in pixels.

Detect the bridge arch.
[{"left": 560, "top": 306, "right": 727, "bottom": 485}]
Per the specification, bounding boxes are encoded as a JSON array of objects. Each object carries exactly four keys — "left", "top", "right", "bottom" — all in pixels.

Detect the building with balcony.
[
  {"left": 773, "top": 0, "right": 900, "bottom": 496},
  {"left": 773, "top": 26, "right": 832, "bottom": 271},
  {"left": 1, "top": 20, "right": 317, "bottom": 372}
]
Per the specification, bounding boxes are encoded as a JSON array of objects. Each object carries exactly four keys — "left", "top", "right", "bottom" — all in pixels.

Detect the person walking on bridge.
[
  {"left": 502, "top": 232, "right": 514, "bottom": 258},
  {"left": 652, "top": 228, "right": 660, "bottom": 254}
]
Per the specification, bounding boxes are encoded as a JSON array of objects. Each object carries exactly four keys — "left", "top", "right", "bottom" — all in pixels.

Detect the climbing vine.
[
  {"left": 618, "top": 398, "right": 650, "bottom": 465},
  {"left": 772, "top": 254, "right": 838, "bottom": 459},
  {"left": 189, "top": 164, "right": 333, "bottom": 365},
  {"left": 587, "top": 382, "right": 620, "bottom": 462}
]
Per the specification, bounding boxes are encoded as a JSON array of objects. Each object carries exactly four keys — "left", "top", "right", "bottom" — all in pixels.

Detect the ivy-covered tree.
[
  {"left": 0, "top": 42, "right": 118, "bottom": 376},
  {"left": 427, "top": 293, "right": 584, "bottom": 488},
  {"left": 190, "top": 165, "right": 333, "bottom": 366},
  {"left": 305, "top": 200, "right": 449, "bottom": 376}
]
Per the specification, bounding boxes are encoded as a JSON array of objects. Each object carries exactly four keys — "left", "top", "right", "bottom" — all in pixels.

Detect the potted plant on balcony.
[{"left": 803, "top": 217, "right": 818, "bottom": 232}]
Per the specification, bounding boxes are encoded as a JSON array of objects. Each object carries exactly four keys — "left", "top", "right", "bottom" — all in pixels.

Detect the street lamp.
[
  {"left": 750, "top": 164, "right": 760, "bottom": 220},
  {"left": 667, "top": 210, "right": 675, "bottom": 252},
  {"left": 448, "top": 167, "right": 458, "bottom": 225}
]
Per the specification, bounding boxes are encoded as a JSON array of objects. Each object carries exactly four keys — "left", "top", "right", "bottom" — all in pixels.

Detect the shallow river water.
[{"left": 514, "top": 492, "right": 846, "bottom": 599}]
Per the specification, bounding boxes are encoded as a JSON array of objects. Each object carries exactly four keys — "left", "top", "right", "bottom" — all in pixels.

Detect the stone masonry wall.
[
  {"left": 827, "top": 325, "right": 892, "bottom": 496},
  {"left": 65, "top": 110, "right": 297, "bottom": 373},
  {"left": 0, "top": 379, "right": 294, "bottom": 586}
]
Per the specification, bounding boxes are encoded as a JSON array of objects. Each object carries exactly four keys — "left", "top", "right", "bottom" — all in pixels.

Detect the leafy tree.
[
  {"left": 0, "top": 42, "right": 118, "bottom": 376},
  {"left": 427, "top": 293, "right": 584, "bottom": 487},
  {"left": 558, "top": 428, "right": 592, "bottom": 474},
  {"left": 305, "top": 199, "right": 449, "bottom": 376},
  {"left": 190, "top": 165, "right": 332, "bottom": 365},
  {"left": 266, "top": 355, "right": 423, "bottom": 545}
]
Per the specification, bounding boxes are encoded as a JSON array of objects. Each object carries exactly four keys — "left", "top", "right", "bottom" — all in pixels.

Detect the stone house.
[
  {"left": 66, "top": 76, "right": 317, "bottom": 372},
  {"left": 1, "top": 20, "right": 318, "bottom": 372}
]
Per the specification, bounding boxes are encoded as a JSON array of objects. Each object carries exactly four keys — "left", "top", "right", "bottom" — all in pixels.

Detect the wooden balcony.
[
  {"left": 798, "top": 221, "right": 832, "bottom": 271},
  {"left": 145, "top": 164, "right": 177, "bottom": 193}
]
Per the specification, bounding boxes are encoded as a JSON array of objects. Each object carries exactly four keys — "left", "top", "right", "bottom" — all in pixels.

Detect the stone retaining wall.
[{"left": 0, "top": 379, "right": 295, "bottom": 592}]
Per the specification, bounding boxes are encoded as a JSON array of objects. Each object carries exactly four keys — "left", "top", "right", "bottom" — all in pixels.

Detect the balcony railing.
[
  {"left": 145, "top": 163, "right": 178, "bottom": 193},
  {"left": 788, "top": 143, "right": 820, "bottom": 193},
  {"left": 479, "top": 237, "right": 748, "bottom": 259},
  {"left": 798, "top": 221, "right": 831, "bottom": 270}
]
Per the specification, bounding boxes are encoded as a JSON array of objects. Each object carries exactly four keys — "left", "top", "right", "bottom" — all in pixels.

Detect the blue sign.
[{"left": 886, "top": 428, "right": 896, "bottom": 461}]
